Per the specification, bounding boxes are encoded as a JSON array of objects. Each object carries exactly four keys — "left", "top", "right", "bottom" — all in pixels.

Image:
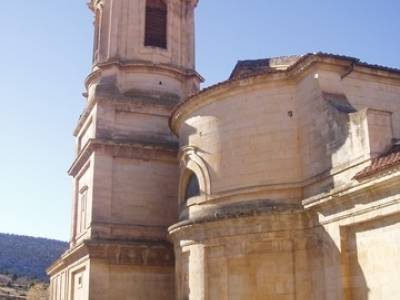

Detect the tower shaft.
[{"left": 48, "top": 1, "right": 201, "bottom": 299}]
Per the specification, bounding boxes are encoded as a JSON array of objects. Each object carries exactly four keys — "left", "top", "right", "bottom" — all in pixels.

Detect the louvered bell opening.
[{"left": 145, "top": 0, "right": 167, "bottom": 49}]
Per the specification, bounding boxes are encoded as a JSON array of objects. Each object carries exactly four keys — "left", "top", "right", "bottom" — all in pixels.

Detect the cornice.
[
  {"left": 47, "top": 243, "right": 88, "bottom": 276},
  {"left": 73, "top": 90, "right": 177, "bottom": 137},
  {"left": 302, "top": 169, "right": 400, "bottom": 210},
  {"left": 68, "top": 138, "right": 178, "bottom": 176},
  {"left": 169, "top": 172, "right": 400, "bottom": 241},
  {"left": 168, "top": 200, "right": 304, "bottom": 241},
  {"left": 86, "top": 59, "right": 204, "bottom": 90},
  {"left": 84, "top": 239, "right": 174, "bottom": 267},
  {"left": 48, "top": 238, "right": 174, "bottom": 275},
  {"left": 169, "top": 72, "right": 291, "bottom": 134},
  {"left": 91, "top": 222, "right": 169, "bottom": 241},
  {"left": 170, "top": 53, "right": 400, "bottom": 135}
]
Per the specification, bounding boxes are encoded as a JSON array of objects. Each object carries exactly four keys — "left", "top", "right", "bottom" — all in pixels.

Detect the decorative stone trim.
[
  {"left": 85, "top": 239, "right": 174, "bottom": 267},
  {"left": 86, "top": 60, "right": 204, "bottom": 90},
  {"left": 91, "top": 222, "right": 169, "bottom": 242},
  {"left": 169, "top": 202, "right": 305, "bottom": 243},
  {"left": 47, "top": 243, "right": 88, "bottom": 276},
  {"left": 68, "top": 138, "right": 178, "bottom": 176},
  {"left": 178, "top": 146, "right": 211, "bottom": 206},
  {"left": 303, "top": 170, "right": 400, "bottom": 209},
  {"left": 47, "top": 239, "right": 174, "bottom": 275},
  {"left": 170, "top": 199, "right": 303, "bottom": 233},
  {"left": 170, "top": 53, "right": 400, "bottom": 135},
  {"left": 74, "top": 86, "right": 178, "bottom": 137}
]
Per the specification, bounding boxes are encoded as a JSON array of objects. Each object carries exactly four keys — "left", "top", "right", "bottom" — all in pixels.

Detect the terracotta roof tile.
[
  {"left": 354, "top": 143, "right": 400, "bottom": 180},
  {"left": 230, "top": 52, "right": 400, "bottom": 80}
]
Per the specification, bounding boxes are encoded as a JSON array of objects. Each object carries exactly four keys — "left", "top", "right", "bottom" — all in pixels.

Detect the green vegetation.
[{"left": 0, "top": 233, "right": 68, "bottom": 281}]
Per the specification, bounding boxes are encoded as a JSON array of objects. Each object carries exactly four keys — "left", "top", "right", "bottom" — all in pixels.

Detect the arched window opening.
[
  {"left": 185, "top": 172, "right": 200, "bottom": 202},
  {"left": 145, "top": 0, "right": 167, "bottom": 49}
]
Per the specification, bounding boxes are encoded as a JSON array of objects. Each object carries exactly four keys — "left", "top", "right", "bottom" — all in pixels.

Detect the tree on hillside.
[{"left": 0, "top": 233, "right": 68, "bottom": 280}]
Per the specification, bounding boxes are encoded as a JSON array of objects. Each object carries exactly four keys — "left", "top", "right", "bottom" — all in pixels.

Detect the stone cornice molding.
[
  {"left": 86, "top": 60, "right": 204, "bottom": 90},
  {"left": 302, "top": 170, "right": 400, "bottom": 210},
  {"left": 47, "top": 243, "right": 88, "bottom": 276},
  {"left": 169, "top": 200, "right": 304, "bottom": 242},
  {"left": 170, "top": 53, "right": 400, "bottom": 134},
  {"left": 169, "top": 173, "right": 400, "bottom": 242},
  {"left": 169, "top": 72, "right": 291, "bottom": 134},
  {"left": 47, "top": 238, "right": 173, "bottom": 275},
  {"left": 74, "top": 89, "right": 176, "bottom": 137},
  {"left": 178, "top": 155, "right": 371, "bottom": 209},
  {"left": 91, "top": 222, "right": 169, "bottom": 242},
  {"left": 68, "top": 138, "right": 178, "bottom": 176},
  {"left": 84, "top": 239, "right": 174, "bottom": 267},
  {"left": 314, "top": 195, "right": 400, "bottom": 228},
  {"left": 169, "top": 167, "right": 400, "bottom": 238}
]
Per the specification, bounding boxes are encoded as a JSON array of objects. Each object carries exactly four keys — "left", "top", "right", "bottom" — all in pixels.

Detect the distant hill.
[{"left": 0, "top": 233, "right": 68, "bottom": 281}]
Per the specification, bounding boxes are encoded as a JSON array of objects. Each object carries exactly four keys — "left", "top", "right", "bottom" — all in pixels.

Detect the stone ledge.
[
  {"left": 85, "top": 239, "right": 174, "bottom": 267},
  {"left": 68, "top": 138, "right": 178, "bottom": 176},
  {"left": 170, "top": 199, "right": 303, "bottom": 233},
  {"left": 91, "top": 222, "right": 169, "bottom": 242},
  {"left": 85, "top": 59, "right": 204, "bottom": 90},
  {"left": 302, "top": 170, "right": 400, "bottom": 209},
  {"left": 48, "top": 238, "right": 174, "bottom": 276},
  {"left": 74, "top": 83, "right": 180, "bottom": 137},
  {"left": 47, "top": 243, "right": 88, "bottom": 276}
]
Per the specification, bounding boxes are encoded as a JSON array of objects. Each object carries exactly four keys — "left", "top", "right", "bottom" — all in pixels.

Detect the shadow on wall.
[
  {"left": 174, "top": 214, "right": 370, "bottom": 300},
  {"left": 307, "top": 93, "right": 372, "bottom": 299},
  {"left": 341, "top": 213, "right": 400, "bottom": 300},
  {"left": 174, "top": 94, "right": 371, "bottom": 299},
  {"left": 303, "top": 92, "right": 358, "bottom": 197},
  {"left": 310, "top": 214, "right": 369, "bottom": 300}
]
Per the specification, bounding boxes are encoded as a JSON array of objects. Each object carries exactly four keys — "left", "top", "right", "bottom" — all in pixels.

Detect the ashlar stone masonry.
[{"left": 48, "top": 1, "right": 400, "bottom": 299}]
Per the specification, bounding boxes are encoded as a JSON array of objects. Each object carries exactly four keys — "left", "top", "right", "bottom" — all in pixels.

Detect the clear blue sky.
[{"left": 0, "top": 1, "right": 399, "bottom": 241}]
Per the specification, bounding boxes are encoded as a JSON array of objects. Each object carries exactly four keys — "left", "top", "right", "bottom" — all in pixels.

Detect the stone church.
[{"left": 48, "top": 0, "right": 400, "bottom": 299}]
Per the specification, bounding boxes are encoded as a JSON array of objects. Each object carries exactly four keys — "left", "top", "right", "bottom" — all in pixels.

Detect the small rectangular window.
[
  {"left": 78, "top": 275, "right": 83, "bottom": 289},
  {"left": 145, "top": 0, "right": 167, "bottom": 49}
]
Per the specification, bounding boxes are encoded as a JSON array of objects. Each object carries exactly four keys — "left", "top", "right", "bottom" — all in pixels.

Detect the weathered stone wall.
[
  {"left": 49, "top": 257, "right": 90, "bottom": 300},
  {"left": 93, "top": 0, "right": 196, "bottom": 70},
  {"left": 49, "top": 1, "right": 201, "bottom": 299},
  {"left": 296, "top": 67, "right": 399, "bottom": 197},
  {"left": 179, "top": 80, "right": 301, "bottom": 202},
  {"left": 171, "top": 58, "right": 400, "bottom": 300},
  {"left": 90, "top": 261, "right": 174, "bottom": 300},
  {"left": 110, "top": 157, "right": 178, "bottom": 226},
  {"left": 171, "top": 211, "right": 315, "bottom": 300}
]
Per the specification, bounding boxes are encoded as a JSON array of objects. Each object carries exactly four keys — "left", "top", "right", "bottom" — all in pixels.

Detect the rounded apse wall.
[{"left": 171, "top": 77, "right": 303, "bottom": 220}]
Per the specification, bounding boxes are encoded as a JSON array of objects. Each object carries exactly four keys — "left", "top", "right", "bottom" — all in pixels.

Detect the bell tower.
[
  {"left": 89, "top": 0, "right": 201, "bottom": 99},
  {"left": 48, "top": 0, "right": 202, "bottom": 299}
]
